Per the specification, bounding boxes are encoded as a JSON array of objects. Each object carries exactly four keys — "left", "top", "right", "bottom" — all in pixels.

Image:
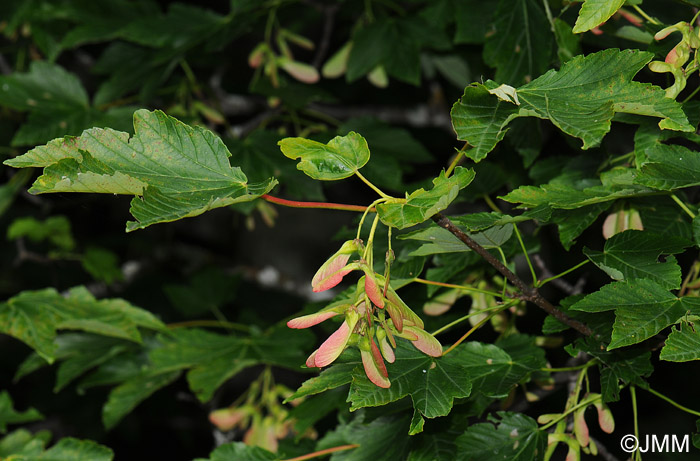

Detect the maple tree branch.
[{"left": 431, "top": 213, "right": 593, "bottom": 337}]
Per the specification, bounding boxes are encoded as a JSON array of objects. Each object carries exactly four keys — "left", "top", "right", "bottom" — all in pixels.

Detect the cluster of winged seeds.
[{"left": 287, "top": 239, "right": 442, "bottom": 388}]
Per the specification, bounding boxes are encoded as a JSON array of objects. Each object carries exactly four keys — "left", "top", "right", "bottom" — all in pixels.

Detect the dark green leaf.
[
  {"left": 570, "top": 279, "right": 693, "bottom": 349},
  {"left": 203, "top": 442, "right": 278, "bottom": 461},
  {"left": 583, "top": 230, "right": 689, "bottom": 289},
  {"left": 348, "top": 341, "right": 471, "bottom": 419},
  {"left": 102, "top": 370, "right": 181, "bottom": 430},
  {"left": 0, "top": 391, "right": 43, "bottom": 433},
  {"left": 0, "top": 429, "right": 50, "bottom": 458},
  {"left": 455, "top": 412, "right": 546, "bottom": 461},
  {"left": 7, "top": 216, "right": 75, "bottom": 251},
  {"left": 316, "top": 414, "right": 410, "bottom": 461},
  {"left": 660, "top": 323, "right": 700, "bottom": 362},
  {"left": 35, "top": 438, "right": 114, "bottom": 461},
  {"left": 0, "top": 287, "right": 165, "bottom": 361},
  {"left": 401, "top": 224, "right": 512, "bottom": 257},
  {"left": 150, "top": 327, "right": 314, "bottom": 402},
  {"left": 636, "top": 144, "right": 700, "bottom": 190},
  {"left": 81, "top": 247, "right": 122, "bottom": 284},
  {"left": 483, "top": 0, "right": 554, "bottom": 85},
  {"left": 450, "top": 84, "right": 519, "bottom": 163}
]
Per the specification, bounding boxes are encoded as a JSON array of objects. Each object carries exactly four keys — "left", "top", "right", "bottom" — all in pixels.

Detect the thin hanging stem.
[
  {"left": 670, "top": 193, "right": 696, "bottom": 219},
  {"left": 282, "top": 444, "right": 360, "bottom": 461},
  {"left": 513, "top": 224, "right": 537, "bottom": 285},
  {"left": 631, "top": 386, "right": 642, "bottom": 461},
  {"left": 642, "top": 386, "right": 700, "bottom": 417},
  {"left": 355, "top": 171, "right": 393, "bottom": 199},
  {"left": 446, "top": 143, "right": 468, "bottom": 177},
  {"left": 412, "top": 278, "right": 503, "bottom": 297},
  {"left": 442, "top": 301, "right": 516, "bottom": 356},
  {"left": 632, "top": 4, "right": 660, "bottom": 25},
  {"left": 357, "top": 198, "right": 386, "bottom": 240},
  {"left": 431, "top": 305, "right": 507, "bottom": 336},
  {"left": 537, "top": 260, "right": 589, "bottom": 288}
]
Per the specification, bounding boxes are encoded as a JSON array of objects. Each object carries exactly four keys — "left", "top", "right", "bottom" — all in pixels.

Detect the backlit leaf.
[
  {"left": 279, "top": 132, "right": 369, "bottom": 181},
  {"left": 377, "top": 167, "right": 475, "bottom": 229},
  {"left": 573, "top": 0, "right": 626, "bottom": 33},
  {"left": 4, "top": 109, "right": 276, "bottom": 231},
  {"left": 0, "top": 287, "right": 165, "bottom": 362}
]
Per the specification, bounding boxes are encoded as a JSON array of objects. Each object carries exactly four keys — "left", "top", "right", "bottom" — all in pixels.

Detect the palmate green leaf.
[
  {"left": 316, "top": 414, "right": 410, "bottom": 461},
  {"left": 102, "top": 370, "right": 181, "bottom": 430},
  {"left": 0, "top": 170, "right": 32, "bottom": 218},
  {"left": 8, "top": 438, "right": 115, "bottom": 461},
  {"left": 450, "top": 338, "right": 544, "bottom": 399},
  {"left": 573, "top": 0, "right": 626, "bottom": 33},
  {"left": 501, "top": 170, "right": 652, "bottom": 209},
  {"left": 583, "top": 230, "right": 689, "bottom": 290},
  {"left": 549, "top": 203, "right": 612, "bottom": 250},
  {"left": 451, "top": 49, "right": 693, "bottom": 161},
  {"left": 377, "top": 167, "right": 475, "bottom": 229},
  {"left": 455, "top": 412, "right": 546, "bottom": 461},
  {"left": 570, "top": 279, "right": 700, "bottom": 349},
  {"left": 7, "top": 215, "right": 75, "bottom": 251},
  {"left": 149, "top": 327, "right": 314, "bottom": 402},
  {"left": 483, "top": 0, "right": 554, "bottom": 86},
  {"left": 660, "top": 323, "right": 700, "bottom": 362},
  {"left": 636, "top": 144, "right": 700, "bottom": 190},
  {"left": 348, "top": 341, "right": 471, "bottom": 420},
  {"left": 285, "top": 363, "right": 357, "bottom": 402},
  {"left": 200, "top": 442, "right": 278, "bottom": 461},
  {"left": 4, "top": 109, "right": 276, "bottom": 231},
  {"left": 279, "top": 132, "right": 370, "bottom": 181},
  {"left": 0, "top": 286, "right": 165, "bottom": 362},
  {"left": 0, "top": 391, "right": 43, "bottom": 433},
  {"left": 0, "top": 429, "right": 51, "bottom": 458},
  {"left": 0, "top": 61, "right": 134, "bottom": 146},
  {"left": 450, "top": 84, "right": 519, "bottom": 162},
  {"left": 13, "top": 334, "right": 132, "bottom": 392}
]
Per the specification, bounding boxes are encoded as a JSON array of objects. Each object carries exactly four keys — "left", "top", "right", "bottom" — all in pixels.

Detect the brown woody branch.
[{"left": 431, "top": 213, "right": 594, "bottom": 337}]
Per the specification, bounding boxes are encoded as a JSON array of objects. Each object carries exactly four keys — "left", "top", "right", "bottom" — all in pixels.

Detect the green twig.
[
  {"left": 442, "top": 301, "right": 516, "bottom": 356},
  {"left": 632, "top": 4, "right": 660, "bottom": 25},
  {"left": 671, "top": 193, "right": 696, "bottom": 219},
  {"left": 642, "top": 386, "right": 700, "bottom": 418},
  {"left": 537, "top": 260, "right": 589, "bottom": 288},
  {"left": 446, "top": 143, "right": 468, "bottom": 177},
  {"left": 412, "top": 278, "right": 503, "bottom": 297},
  {"left": 513, "top": 224, "right": 537, "bottom": 285},
  {"left": 355, "top": 171, "right": 393, "bottom": 199},
  {"left": 431, "top": 305, "right": 507, "bottom": 336},
  {"left": 631, "top": 386, "right": 641, "bottom": 461}
]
